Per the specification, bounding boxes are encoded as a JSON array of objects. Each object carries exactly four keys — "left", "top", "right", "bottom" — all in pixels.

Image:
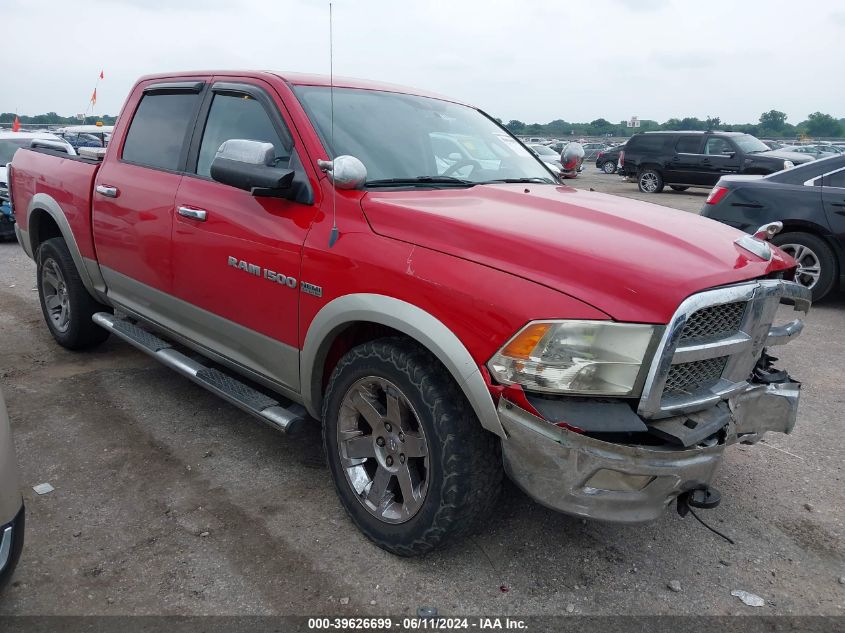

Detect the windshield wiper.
[
  {"left": 365, "top": 176, "right": 475, "bottom": 187},
  {"left": 480, "top": 177, "right": 555, "bottom": 184}
]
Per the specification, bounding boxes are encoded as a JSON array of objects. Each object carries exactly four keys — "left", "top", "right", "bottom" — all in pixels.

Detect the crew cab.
[
  {"left": 621, "top": 130, "right": 813, "bottom": 193},
  {"left": 9, "top": 71, "right": 811, "bottom": 555}
]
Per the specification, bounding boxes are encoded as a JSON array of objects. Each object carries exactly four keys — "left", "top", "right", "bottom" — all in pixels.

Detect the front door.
[
  {"left": 701, "top": 136, "right": 741, "bottom": 185},
  {"left": 92, "top": 79, "right": 206, "bottom": 311},
  {"left": 171, "top": 79, "right": 318, "bottom": 392}
]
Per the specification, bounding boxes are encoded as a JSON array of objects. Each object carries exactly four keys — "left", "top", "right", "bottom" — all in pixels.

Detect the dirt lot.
[{"left": 0, "top": 174, "right": 843, "bottom": 617}]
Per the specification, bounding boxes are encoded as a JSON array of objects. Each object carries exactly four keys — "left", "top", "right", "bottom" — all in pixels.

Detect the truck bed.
[{"left": 11, "top": 148, "right": 102, "bottom": 261}]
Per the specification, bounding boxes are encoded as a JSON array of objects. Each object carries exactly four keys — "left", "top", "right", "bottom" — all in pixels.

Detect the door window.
[
  {"left": 122, "top": 92, "right": 201, "bottom": 171},
  {"left": 704, "top": 137, "right": 734, "bottom": 155},
  {"left": 675, "top": 136, "right": 701, "bottom": 153},
  {"left": 827, "top": 169, "right": 845, "bottom": 188},
  {"left": 196, "top": 93, "right": 289, "bottom": 177}
]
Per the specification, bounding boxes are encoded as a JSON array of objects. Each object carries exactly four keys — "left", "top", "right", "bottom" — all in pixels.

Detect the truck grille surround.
[{"left": 638, "top": 280, "right": 810, "bottom": 420}]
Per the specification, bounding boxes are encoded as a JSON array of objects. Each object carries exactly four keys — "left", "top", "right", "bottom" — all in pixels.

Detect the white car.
[
  {"left": 0, "top": 387, "right": 23, "bottom": 590},
  {"left": 0, "top": 131, "right": 75, "bottom": 188}
]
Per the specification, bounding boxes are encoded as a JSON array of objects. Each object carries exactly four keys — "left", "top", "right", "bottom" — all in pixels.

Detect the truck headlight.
[
  {"left": 783, "top": 160, "right": 794, "bottom": 169},
  {"left": 487, "top": 321, "right": 656, "bottom": 396}
]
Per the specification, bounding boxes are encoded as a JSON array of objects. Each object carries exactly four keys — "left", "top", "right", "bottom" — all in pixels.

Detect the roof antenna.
[{"left": 327, "top": 2, "right": 339, "bottom": 248}]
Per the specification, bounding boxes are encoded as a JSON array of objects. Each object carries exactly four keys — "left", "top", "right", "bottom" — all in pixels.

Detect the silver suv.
[{"left": 0, "top": 387, "right": 23, "bottom": 589}]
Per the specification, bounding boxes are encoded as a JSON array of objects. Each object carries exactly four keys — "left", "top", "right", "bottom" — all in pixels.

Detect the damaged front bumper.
[{"left": 499, "top": 378, "right": 800, "bottom": 523}]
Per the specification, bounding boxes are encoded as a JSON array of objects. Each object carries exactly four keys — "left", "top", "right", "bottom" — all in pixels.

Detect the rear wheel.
[
  {"left": 638, "top": 168, "right": 664, "bottom": 193},
  {"left": 772, "top": 232, "right": 837, "bottom": 302},
  {"left": 322, "top": 338, "right": 501, "bottom": 556},
  {"left": 602, "top": 160, "right": 616, "bottom": 174},
  {"left": 670, "top": 185, "right": 689, "bottom": 191},
  {"left": 36, "top": 238, "right": 111, "bottom": 349}
]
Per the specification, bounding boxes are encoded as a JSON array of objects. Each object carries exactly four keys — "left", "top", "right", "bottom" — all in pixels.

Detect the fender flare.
[
  {"left": 300, "top": 293, "right": 505, "bottom": 438},
  {"left": 25, "top": 193, "right": 108, "bottom": 299}
]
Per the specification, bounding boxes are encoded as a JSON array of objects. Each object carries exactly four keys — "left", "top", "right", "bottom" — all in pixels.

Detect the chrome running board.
[{"left": 92, "top": 312, "right": 307, "bottom": 434}]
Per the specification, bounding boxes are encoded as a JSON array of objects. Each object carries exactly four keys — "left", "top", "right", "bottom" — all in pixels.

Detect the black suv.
[{"left": 620, "top": 131, "right": 813, "bottom": 193}]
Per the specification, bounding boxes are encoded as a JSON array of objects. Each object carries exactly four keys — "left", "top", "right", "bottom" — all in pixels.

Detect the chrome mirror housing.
[
  {"left": 215, "top": 139, "right": 275, "bottom": 166},
  {"left": 754, "top": 221, "right": 783, "bottom": 242},
  {"left": 317, "top": 155, "right": 367, "bottom": 190}
]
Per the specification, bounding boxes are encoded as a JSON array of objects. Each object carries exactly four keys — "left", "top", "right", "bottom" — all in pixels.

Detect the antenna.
[{"left": 327, "top": 2, "right": 339, "bottom": 248}]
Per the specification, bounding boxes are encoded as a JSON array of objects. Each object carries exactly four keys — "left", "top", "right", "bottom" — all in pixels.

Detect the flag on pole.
[
  {"left": 90, "top": 88, "right": 97, "bottom": 106},
  {"left": 12, "top": 116, "right": 20, "bottom": 132},
  {"left": 100, "top": 70, "right": 104, "bottom": 80}
]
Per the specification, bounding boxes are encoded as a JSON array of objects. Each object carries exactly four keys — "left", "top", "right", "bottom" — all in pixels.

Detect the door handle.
[
  {"left": 177, "top": 206, "right": 208, "bottom": 221},
  {"left": 95, "top": 184, "right": 118, "bottom": 198}
]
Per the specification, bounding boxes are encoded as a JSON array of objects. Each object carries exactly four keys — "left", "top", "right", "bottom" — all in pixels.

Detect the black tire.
[
  {"left": 670, "top": 185, "right": 689, "bottom": 191},
  {"left": 772, "top": 232, "right": 838, "bottom": 302},
  {"left": 322, "top": 337, "right": 502, "bottom": 556},
  {"left": 36, "top": 237, "right": 111, "bottom": 350},
  {"left": 638, "top": 168, "right": 664, "bottom": 193},
  {"left": 602, "top": 160, "right": 616, "bottom": 174}
]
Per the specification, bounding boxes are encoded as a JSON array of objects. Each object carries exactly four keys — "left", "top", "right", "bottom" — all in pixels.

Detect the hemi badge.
[{"left": 301, "top": 282, "right": 323, "bottom": 298}]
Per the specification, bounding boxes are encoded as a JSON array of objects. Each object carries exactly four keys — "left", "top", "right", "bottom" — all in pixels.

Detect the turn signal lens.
[{"left": 501, "top": 323, "right": 552, "bottom": 359}]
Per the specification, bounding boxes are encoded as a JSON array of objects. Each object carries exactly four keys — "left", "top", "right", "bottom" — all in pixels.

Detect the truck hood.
[
  {"left": 758, "top": 150, "right": 813, "bottom": 164},
  {"left": 361, "top": 184, "right": 793, "bottom": 323}
]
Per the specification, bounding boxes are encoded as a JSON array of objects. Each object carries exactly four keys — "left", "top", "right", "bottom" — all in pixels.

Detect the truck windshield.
[
  {"left": 733, "top": 134, "right": 770, "bottom": 154},
  {"left": 0, "top": 139, "right": 33, "bottom": 164},
  {"left": 293, "top": 86, "right": 555, "bottom": 185}
]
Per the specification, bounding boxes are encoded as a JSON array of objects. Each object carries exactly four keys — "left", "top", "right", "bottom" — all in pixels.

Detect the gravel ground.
[{"left": 0, "top": 175, "right": 843, "bottom": 617}]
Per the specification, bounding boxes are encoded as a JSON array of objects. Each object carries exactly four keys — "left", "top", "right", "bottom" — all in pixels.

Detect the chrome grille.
[
  {"left": 664, "top": 357, "right": 729, "bottom": 395},
  {"left": 679, "top": 302, "right": 746, "bottom": 342},
  {"left": 638, "top": 280, "right": 811, "bottom": 420}
]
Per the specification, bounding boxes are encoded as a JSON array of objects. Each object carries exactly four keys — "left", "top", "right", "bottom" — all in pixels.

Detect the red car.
[{"left": 9, "top": 71, "right": 810, "bottom": 555}]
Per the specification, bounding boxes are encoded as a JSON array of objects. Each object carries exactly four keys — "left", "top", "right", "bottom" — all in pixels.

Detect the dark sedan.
[
  {"left": 701, "top": 155, "right": 845, "bottom": 301},
  {"left": 595, "top": 143, "right": 625, "bottom": 174}
]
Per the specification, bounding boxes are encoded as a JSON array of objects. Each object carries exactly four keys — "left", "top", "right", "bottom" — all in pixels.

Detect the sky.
[{"left": 3, "top": 0, "right": 844, "bottom": 125}]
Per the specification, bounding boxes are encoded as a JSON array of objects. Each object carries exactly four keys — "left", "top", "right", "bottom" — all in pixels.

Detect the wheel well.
[
  {"left": 638, "top": 163, "right": 662, "bottom": 175},
  {"left": 29, "top": 208, "right": 63, "bottom": 252},
  {"left": 314, "top": 321, "right": 459, "bottom": 415}
]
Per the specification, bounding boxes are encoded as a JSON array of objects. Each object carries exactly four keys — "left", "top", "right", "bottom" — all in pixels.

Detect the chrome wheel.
[
  {"left": 779, "top": 243, "right": 821, "bottom": 290},
  {"left": 337, "top": 376, "right": 429, "bottom": 524},
  {"left": 41, "top": 258, "right": 71, "bottom": 333},
  {"left": 602, "top": 161, "right": 615, "bottom": 174},
  {"left": 640, "top": 171, "right": 659, "bottom": 192}
]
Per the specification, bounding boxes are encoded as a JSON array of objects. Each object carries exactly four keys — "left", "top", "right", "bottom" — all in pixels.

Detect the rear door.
[
  {"left": 701, "top": 136, "right": 742, "bottom": 185},
  {"left": 665, "top": 135, "right": 704, "bottom": 185},
  {"left": 821, "top": 166, "right": 845, "bottom": 244},
  {"left": 92, "top": 79, "right": 207, "bottom": 310},
  {"left": 170, "top": 78, "right": 318, "bottom": 391}
]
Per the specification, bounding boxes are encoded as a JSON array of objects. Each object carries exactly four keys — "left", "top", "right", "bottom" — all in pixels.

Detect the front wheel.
[
  {"left": 36, "top": 238, "right": 111, "bottom": 350},
  {"left": 772, "top": 232, "right": 837, "bottom": 301},
  {"left": 638, "top": 168, "right": 664, "bottom": 193},
  {"left": 322, "top": 338, "right": 502, "bottom": 556},
  {"left": 602, "top": 161, "right": 616, "bottom": 174}
]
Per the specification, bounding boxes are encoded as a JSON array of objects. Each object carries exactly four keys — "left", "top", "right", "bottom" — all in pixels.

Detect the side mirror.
[
  {"left": 210, "top": 139, "right": 294, "bottom": 197},
  {"left": 317, "top": 155, "right": 367, "bottom": 190}
]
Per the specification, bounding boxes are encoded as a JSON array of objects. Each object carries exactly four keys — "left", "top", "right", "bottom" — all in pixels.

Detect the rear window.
[
  {"left": 675, "top": 136, "right": 701, "bottom": 153},
  {"left": 827, "top": 169, "right": 845, "bottom": 188},
  {"left": 122, "top": 92, "right": 201, "bottom": 171},
  {"left": 629, "top": 134, "right": 667, "bottom": 153}
]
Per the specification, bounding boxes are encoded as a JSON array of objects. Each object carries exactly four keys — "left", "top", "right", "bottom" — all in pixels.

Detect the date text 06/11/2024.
[{"left": 307, "top": 617, "right": 529, "bottom": 630}]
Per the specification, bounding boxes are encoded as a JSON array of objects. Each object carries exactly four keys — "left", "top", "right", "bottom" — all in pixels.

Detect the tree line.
[
  {"left": 500, "top": 110, "right": 845, "bottom": 139},
  {"left": 0, "top": 112, "right": 118, "bottom": 126}
]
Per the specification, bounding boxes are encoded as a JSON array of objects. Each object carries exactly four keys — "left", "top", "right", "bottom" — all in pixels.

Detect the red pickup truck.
[{"left": 9, "top": 71, "right": 811, "bottom": 555}]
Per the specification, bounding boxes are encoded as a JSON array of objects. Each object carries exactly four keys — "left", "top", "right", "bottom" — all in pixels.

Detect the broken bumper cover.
[{"left": 499, "top": 380, "right": 800, "bottom": 523}]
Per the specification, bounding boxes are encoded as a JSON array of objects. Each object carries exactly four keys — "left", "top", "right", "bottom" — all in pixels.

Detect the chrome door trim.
[{"left": 177, "top": 206, "right": 207, "bottom": 221}]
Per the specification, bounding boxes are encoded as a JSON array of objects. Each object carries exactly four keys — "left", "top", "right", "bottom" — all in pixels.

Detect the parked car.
[
  {"left": 596, "top": 143, "right": 625, "bottom": 174},
  {"left": 578, "top": 142, "right": 611, "bottom": 162},
  {"left": 528, "top": 143, "right": 562, "bottom": 165},
  {"left": 54, "top": 125, "right": 113, "bottom": 151},
  {"left": 620, "top": 131, "right": 813, "bottom": 193},
  {"left": 10, "top": 70, "right": 810, "bottom": 555},
  {"left": 0, "top": 388, "right": 24, "bottom": 591},
  {"left": 780, "top": 145, "right": 839, "bottom": 160},
  {"left": 0, "top": 132, "right": 75, "bottom": 239},
  {"left": 701, "top": 155, "right": 845, "bottom": 301}
]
